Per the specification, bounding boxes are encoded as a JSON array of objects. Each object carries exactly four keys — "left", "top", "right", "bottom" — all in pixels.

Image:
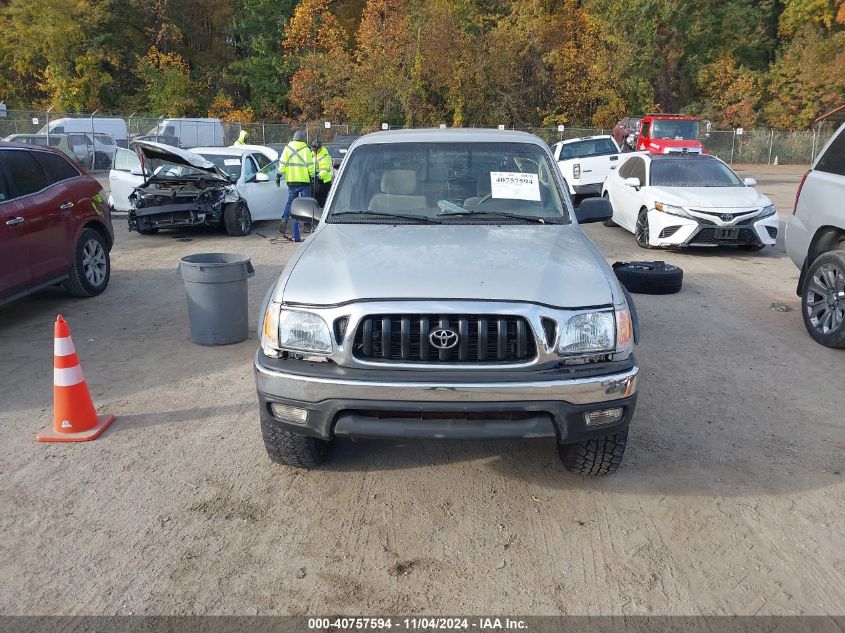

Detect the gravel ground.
[{"left": 1, "top": 165, "right": 842, "bottom": 616}]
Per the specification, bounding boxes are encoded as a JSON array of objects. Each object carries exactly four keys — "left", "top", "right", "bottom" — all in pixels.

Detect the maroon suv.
[{"left": 0, "top": 141, "right": 114, "bottom": 305}]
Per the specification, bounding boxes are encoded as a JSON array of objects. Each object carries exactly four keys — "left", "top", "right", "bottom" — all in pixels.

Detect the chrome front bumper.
[{"left": 254, "top": 352, "right": 639, "bottom": 406}]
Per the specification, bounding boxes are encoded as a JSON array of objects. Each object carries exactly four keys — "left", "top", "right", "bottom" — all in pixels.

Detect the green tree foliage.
[{"left": 0, "top": 0, "right": 840, "bottom": 128}]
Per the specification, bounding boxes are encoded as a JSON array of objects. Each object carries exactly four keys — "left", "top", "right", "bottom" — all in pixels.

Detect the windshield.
[
  {"left": 560, "top": 138, "right": 618, "bottom": 159},
  {"left": 650, "top": 159, "right": 743, "bottom": 187},
  {"left": 328, "top": 142, "right": 567, "bottom": 224},
  {"left": 197, "top": 153, "right": 241, "bottom": 180},
  {"left": 651, "top": 119, "right": 700, "bottom": 140}
]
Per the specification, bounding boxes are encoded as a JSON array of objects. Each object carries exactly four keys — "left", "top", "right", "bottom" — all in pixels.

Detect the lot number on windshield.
[{"left": 490, "top": 172, "right": 541, "bottom": 201}]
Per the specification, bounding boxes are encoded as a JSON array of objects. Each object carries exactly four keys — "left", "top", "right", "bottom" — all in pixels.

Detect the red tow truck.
[{"left": 613, "top": 114, "right": 705, "bottom": 155}]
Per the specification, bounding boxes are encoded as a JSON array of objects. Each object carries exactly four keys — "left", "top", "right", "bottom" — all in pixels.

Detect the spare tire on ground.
[{"left": 612, "top": 260, "right": 683, "bottom": 295}]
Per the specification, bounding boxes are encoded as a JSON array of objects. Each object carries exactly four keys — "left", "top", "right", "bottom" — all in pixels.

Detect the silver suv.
[
  {"left": 786, "top": 122, "right": 845, "bottom": 348},
  {"left": 254, "top": 129, "right": 640, "bottom": 475}
]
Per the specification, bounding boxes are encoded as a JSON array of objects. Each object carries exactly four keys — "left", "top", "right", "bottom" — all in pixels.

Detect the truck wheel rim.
[
  {"left": 806, "top": 262, "right": 845, "bottom": 335},
  {"left": 82, "top": 239, "right": 107, "bottom": 287},
  {"left": 636, "top": 213, "right": 649, "bottom": 246}
]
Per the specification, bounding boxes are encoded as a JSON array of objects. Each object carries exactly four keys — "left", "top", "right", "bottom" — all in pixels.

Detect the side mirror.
[
  {"left": 291, "top": 197, "right": 323, "bottom": 222},
  {"left": 575, "top": 197, "right": 613, "bottom": 224},
  {"left": 743, "top": 177, "right": 757, "bottom": 187},
  {"left": 624, "top": 177, "right": 641, "bottom": 189},
  {"left": 254, "top": 172, "right": 269, "bottom": 183}
]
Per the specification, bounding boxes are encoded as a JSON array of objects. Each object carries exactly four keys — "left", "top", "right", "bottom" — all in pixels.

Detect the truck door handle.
[
  {"left": 60, "top": 202, "right": 75, "bottom": 210},
  {"left": 5, "top": 216, "right": 24, "bottom": 226}
]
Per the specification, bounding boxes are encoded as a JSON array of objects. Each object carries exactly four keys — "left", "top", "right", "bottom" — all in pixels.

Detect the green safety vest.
[
  {"left": 279, "top": 140, "right": 314, "bottom": 183},
  {"left": 315, "top": 147, "right": 332, "bottom": 184},
  {"left": 234, "top": 130, "right": 248, "bottom": 145}
]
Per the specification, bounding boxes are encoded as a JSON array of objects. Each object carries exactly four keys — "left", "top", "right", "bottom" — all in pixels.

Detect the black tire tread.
[
  {"left": 62, "top": 228, "right": 110, "bottom": 298},
  {"left": 224, "top": 201, "right": 251, "bottom": 236},
  {"left": 261, "top": 417, "right": 330, "bottom": 468},
  {"left": 559, "top": 429, "right": 628, "bottom": 476},
  {"left": 613, "top": 261, "right": 683, "bottom": 295}
]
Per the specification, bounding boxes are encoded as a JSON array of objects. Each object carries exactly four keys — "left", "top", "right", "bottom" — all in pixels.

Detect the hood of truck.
[
  {"left": 277, "top": 224, "right": 615, "bottom": 308},
  {"left": 645, "top": 138, "right": 703, "bottom": 153}
]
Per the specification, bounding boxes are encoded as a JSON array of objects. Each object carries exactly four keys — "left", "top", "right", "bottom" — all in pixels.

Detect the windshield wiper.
[
  {"left": 330, "top": 211, "right": 439, "bottom": 224},
  {"left": 437, "top": 206, "right": 552, "bottom": 224}
]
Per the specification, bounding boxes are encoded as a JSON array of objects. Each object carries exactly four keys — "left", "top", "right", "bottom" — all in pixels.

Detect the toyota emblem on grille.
[
  {"left": 720, "top": 214, "right": 734, "bottom": 222},
  {"left": 429, "top": 328, "right": 459, "bottom": 350}
]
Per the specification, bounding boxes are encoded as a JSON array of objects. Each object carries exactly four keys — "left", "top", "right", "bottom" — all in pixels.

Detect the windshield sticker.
[
  {"left": 490, "top": 172, "right": 541, "bottom": 201},
  {"left": 224, "top": 159, "right": 240, "bottom": 166}
]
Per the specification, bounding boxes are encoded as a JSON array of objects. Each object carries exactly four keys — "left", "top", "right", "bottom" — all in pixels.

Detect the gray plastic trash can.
[{"left": 178, "top": 253, "right": 256, "bottom": 346}]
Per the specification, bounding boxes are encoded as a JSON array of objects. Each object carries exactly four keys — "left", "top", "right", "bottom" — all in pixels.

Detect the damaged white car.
[{"left": 128, "top": 141, "right": 250, "bottom": 236}]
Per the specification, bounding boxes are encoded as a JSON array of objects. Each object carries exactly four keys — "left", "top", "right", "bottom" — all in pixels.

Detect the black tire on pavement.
[
  {"left": 223, "top": 201, "right": 252, "bottom": 236},
  {"left": 635, "top": 208, "right": 653, "bottom": 249},
  {"left": 602, "top": 192, "right": 618, "bottom": 227},
  {"left": 612, "top": 260, "right": 683, "bottom": 295},
  {"left": 63, "top": 228, "right": 111, "bottom": 297},
  {"left": 558, "top": 428, "right": 628, "bottom": 476},
  {"left": 261, "top": 417, "right": 332, "bottom": 468},
  {"left": 800, "top": 250, "right": 845, "bottom": 348}
]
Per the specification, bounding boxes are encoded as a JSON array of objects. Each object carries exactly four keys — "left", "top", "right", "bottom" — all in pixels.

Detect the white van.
[
  {"left": 38, "top": 117, "right": 128, "bottom": 146},
  {"left": 146, "top": 118, "right": 224, "bottom": 148}
]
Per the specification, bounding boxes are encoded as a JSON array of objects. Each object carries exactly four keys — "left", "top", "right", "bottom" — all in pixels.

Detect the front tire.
[
  {"left": 801, "top": 250, "right": 845, "bottom": 348},
  {"left": 224, "top": 201, "right": 252, "bottom": 236},
  {"left": 261, "top": 417, "right": 332, "bottom": 468},
  {"left": 635, "top": 208, "right": 653, "bottom": 249},
  {"left": 63, "top": 228, "right": 110, "bottom": 297},
  {"left": 559, "top": 429, "right": 628, "bottom": 476}
]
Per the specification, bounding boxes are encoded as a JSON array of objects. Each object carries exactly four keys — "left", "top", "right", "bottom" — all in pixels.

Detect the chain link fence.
[{"left": 0, "top": 108, "right": 837, "bottom": 170}]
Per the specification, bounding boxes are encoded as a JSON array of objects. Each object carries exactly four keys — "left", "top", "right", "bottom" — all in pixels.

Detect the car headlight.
[
  {"left": 655, "top": 201, "right": 692, "bottom": 218},
  {"left": 759, "top": 204, "right": 776, "bottom": 218},
  {"left": 278, "top": 310, "right": 332, "bottom": 354},
  {"left": 559, "top": 311, "right": 615, "bottom": 355}
]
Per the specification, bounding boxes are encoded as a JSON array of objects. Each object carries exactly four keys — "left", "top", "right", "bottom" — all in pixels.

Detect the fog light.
[
  {"left": 584, "top": 407, "right": 624, "bottom": 427},
  {"left": 270, "top": 403, "right": 308, "bottom": 424}
]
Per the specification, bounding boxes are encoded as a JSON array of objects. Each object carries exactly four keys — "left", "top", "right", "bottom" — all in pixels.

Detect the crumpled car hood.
[{"left": 132, "top": 140, "right": 229, "bottom": 182}]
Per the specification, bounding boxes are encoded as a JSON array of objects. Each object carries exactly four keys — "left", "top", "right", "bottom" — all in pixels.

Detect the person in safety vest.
[
  {"left": 234, "top": 129, "right": 249, "bottom": 146},
  {"left": 277, "top": 131, "right": 314, "bottom": 234},
  {"left": 312, "top": 139, "right": 332, "bottom": 207}
]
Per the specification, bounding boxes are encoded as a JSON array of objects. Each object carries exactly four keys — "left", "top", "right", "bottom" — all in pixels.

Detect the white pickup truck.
[{"left": 551, "top": 135, "right": 625, "bottom": 200}]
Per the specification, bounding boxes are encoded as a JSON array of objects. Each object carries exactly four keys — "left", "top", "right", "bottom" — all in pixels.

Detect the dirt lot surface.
[{"left": 1, "top": 165, "right": 843, "bottom": 616}]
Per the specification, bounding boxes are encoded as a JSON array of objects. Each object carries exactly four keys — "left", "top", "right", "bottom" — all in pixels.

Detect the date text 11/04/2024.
[{"left": 307, "top": 617, "right": 528, "bottom": 630}]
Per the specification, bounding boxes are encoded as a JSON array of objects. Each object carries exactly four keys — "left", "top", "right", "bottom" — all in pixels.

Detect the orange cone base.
[{"left": 36, "top": 414, "right": 116, "bottom": 443}]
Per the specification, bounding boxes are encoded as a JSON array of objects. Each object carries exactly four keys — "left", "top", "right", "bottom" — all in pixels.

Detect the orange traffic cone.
[{"left": 36, "top": 315, "right": 115, "bottom": 442}]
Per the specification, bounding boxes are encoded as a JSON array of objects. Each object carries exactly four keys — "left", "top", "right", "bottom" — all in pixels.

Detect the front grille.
[
  {"left": 689, "top": 227, "right": 760, "bottom": 246},
  {"left": 353, "top": 314, "right": 536, "bottom": 363}
]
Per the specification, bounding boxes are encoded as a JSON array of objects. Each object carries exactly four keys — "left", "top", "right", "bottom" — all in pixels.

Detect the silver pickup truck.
[{"left": 255, "top": 129, "right": 640, "bottom": 476}]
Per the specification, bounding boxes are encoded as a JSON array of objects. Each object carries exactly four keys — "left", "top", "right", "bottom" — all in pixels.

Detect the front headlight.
[
  {"left": 655, "top": 201, "right": 692, "bottom": 218},
  {"left": 558, "top": 311, "right": 615, "bottom": 355},
  {"left": 278, "top": 310, "right": 332, "bottom": 354},
  {"left": 759, "top": 204, "right": 776, "bottom": 218}
]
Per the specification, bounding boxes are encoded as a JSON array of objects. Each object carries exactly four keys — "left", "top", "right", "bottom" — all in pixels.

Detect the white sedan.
[
  {"left": 192, "top": 146, "right": 288, "bottom": 222},
  {"left": 602, "top": 154, "right": 778, "bottom": 250},
  {"left": 109, "top": 145, "right": 289, "bottom": 222}
]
